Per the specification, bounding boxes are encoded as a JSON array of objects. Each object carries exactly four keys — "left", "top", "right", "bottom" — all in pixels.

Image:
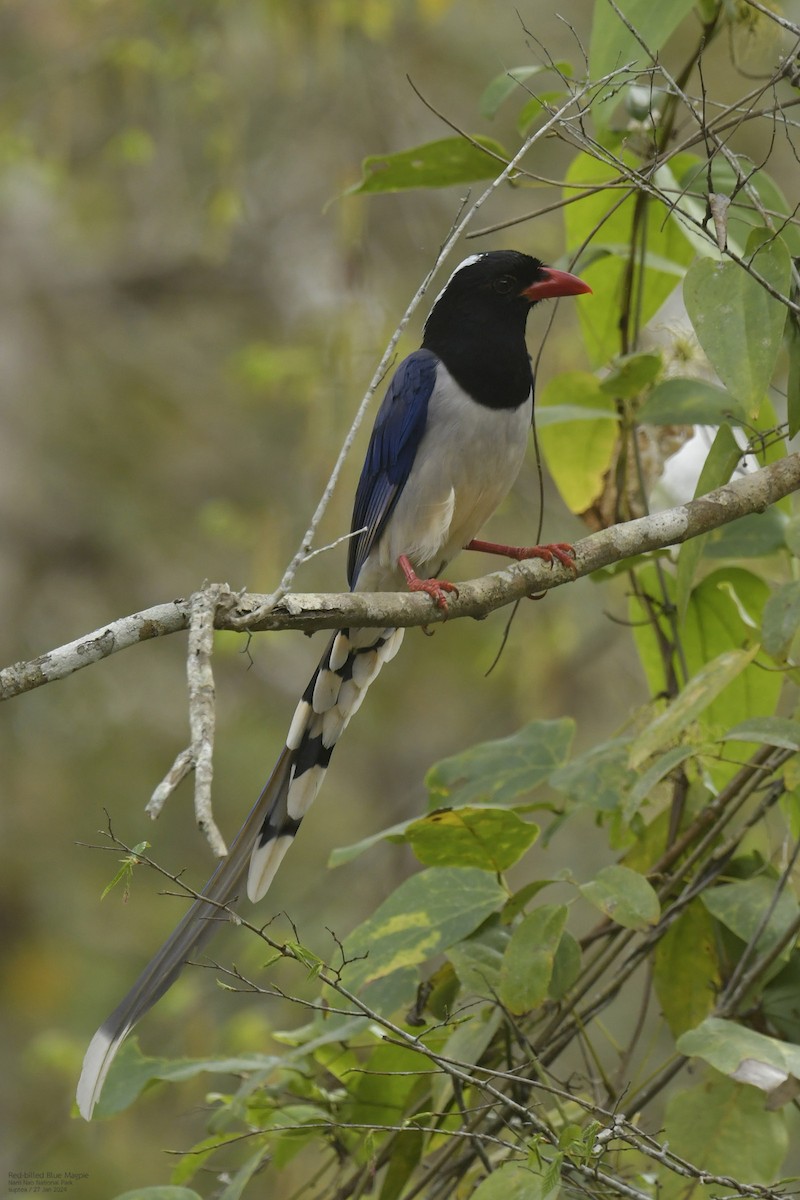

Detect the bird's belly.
[{"left": 359, "top": 380, "right": 532, "bottom": 591}]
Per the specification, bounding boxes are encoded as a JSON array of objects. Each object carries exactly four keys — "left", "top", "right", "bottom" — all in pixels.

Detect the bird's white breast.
[{"left": 356, "top": 364, "right": 532, "bottom": 592}]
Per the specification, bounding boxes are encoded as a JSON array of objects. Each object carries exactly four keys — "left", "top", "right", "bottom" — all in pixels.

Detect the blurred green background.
[{"left": 0, "top": 1, "right": 689, "bottom": 1195}]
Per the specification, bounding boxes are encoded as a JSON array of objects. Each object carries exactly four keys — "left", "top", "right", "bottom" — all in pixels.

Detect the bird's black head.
[{"left": 422, "top": 250, "right": 590, "bottom": 410}]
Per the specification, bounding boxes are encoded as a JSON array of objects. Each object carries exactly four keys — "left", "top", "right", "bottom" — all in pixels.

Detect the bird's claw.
[
  {"left": 514, "top": 542, "right": 577, "bottom": 572},
  {"left": 407, "top": 576, "right": 459, "bottom": 612}
]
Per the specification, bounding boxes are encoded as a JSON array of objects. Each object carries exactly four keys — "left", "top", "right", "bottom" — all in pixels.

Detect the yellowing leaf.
[
  {"left": 628, "top": 647, "right": 759, "bottom": 769},
  {"left": 343, "top": 868, "right": 506, "bottom": 991},
  {"left": 406, "top": 807, "right": 539, "bottom": 871},
  {"left": 654, "top": 901, "right": 720, "bottom": 1036},
  {"left": 536, "top": 372, "right": 617, "bottom": 513}
]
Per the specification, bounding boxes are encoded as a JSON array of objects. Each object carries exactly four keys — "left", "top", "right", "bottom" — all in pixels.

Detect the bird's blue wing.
[{"left": 347, "top": 348, "right": 438, "bottom": 588}]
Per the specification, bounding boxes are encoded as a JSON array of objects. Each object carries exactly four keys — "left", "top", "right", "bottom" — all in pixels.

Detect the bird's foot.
[
  {"left": 398, "top": 554, "right": 459, "bottom": 612},
  {"left": 509, "top": 542, "right": 577, "bottom": 571},
  {"left": 465, "top": 538, "right": 577, "bottom": 572}
]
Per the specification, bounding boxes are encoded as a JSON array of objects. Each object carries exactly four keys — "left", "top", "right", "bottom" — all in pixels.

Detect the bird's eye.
[{"left": 492, "top": 275, "right": 516, "bottom": 295}]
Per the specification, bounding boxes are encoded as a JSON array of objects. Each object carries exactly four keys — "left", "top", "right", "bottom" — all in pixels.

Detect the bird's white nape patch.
[
  {"left": 429, "top": 252, "right": 488, "bottom": 309},
  {"left": 247, "top": 833, "right": 296, "bottom": 903}
]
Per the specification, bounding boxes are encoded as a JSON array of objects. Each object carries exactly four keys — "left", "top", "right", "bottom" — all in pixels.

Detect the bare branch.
[
  {"left": 2, "top": 452, "right": 799, "bottom": 702},
  {"left": 147, "top": 747, "right": 193, "bottom": 819},
  {"left": 144, "top": 585, "right": 239, "bottom": 855}
]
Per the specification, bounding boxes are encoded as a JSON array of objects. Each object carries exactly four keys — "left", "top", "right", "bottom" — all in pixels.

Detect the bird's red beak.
[{"left": 522, "top": 267, "right": 592, "bottom": 302}]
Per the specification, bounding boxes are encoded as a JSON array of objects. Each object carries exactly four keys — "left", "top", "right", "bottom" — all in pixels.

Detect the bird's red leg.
[
  {"left": 465, "top": 538, "right": 576, "bottom": 572},
  {"left": 398, "top": 554, "right": 459, "bottom": 612}
]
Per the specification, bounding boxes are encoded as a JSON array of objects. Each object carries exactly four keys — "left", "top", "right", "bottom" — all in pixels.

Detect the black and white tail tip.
[{"left": 247, "top": 625, "right": 404, "bottom": 901}]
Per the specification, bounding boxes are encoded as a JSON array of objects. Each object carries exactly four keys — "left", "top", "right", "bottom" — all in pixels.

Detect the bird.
[{"left": 77, "top": 249, "right": 590, "bottom": 1119}]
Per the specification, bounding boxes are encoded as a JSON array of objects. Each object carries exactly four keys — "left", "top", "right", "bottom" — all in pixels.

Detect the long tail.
[{"left": 77, "top": 624, "right": 404, "bottom": 1119}]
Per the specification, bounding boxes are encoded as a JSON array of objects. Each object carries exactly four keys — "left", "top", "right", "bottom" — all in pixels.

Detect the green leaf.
[
  {"left": 563, "top": 152, "right": 693, "bottom": 363},
  {"left": 171, "top": 1134, "right": 236, "bottom": 1187},
  {"left": 536, "top": 372, "right": 617, "bottom": 512},
  {"left": 787, "top": 314, "right": 800, "bottom": 438},
  {"left": 426, "top": 718, "right": 574, "bottom": 809},
  {"left": 657, "top": 157, "right": 741, "bottom": 260},
  {"left": 480, "top": 63, "right": 571, "bottom": 119},
  {"left": 433, "top": 1006, "right": 502, "bottom": 1111},
  {"left": 628, "top": 646, "right": 759, "bottom": 769},
  {"left": 654, "top": 901, "right": 720, "bottom": 1036},
  {"left": 359, "top": 968, "right": 419, "bottom": 1018},
  {"left": 100, "top": 840, "right": 151, "bottom": 900},
  {"left": 725, "top": 716, "right": 800, "bottom": 751},
  {"left": 785, "top": 513, "right": 800, "bottom": 558},
  {"left": 221, "top": 1142, "right": 275, "bottom": 1190},
  {"left": 534, "top": 403, "right": 621, "bottom": 426},
  {"left": 702, "top": 875, "right": 800, "bottom": 970},
  {"left": 342, "top": 868, "right": 507, "bottom": 992},
  {"left": 579, "top": 243, "right": 686, "bottom": 277},
  {"left": 343, "top": 1040, "right": 433, "bottom": 1125},
  {"left": 579, "top": 865, "right": 660, "bottom": 930},
  {"left": 550, "top": 738, "right": 636, "bottom": 816},
  {"left": 502, "top": 879, "right": 557, "bottom": 924},
  {"left": 549, "top": 931, "right": 581, "bottom": 1000},
  {"left": 690, "top": 155, "right": 800, "bottom": 258},
  {"left": 623, "top": 744, "right": 699, "bottom": 820},
  {"left": 681, "top": 1012, "right": 800, "bottom": 1099},
  {"left": 664, "top": 1069, "right": 788, "bottom": 1183},
  {"left": 637, "top": 378, "right": 747, "bottom": 426},
  {"left": 686, "top": 571, "right": 781, "bottom": 764},
  {"left": 470, "top": 1161, "right": 555, "bottom": 1200},
  {"left": 407, "top": 807, "right": 539, "bottom": 871},
  {"left": 704, "top": 508, "right": 787, "bottom": 559},
  {"left": 331, "top": 807, "right": 540, "bottom": 871},
  {"left": 675, "top": 424, "right": 742, "bottom": 624},
  {"left": 762, "top": 580, "right": 800, "bottom": 660},
  {"left": 762, "top": 953, "right": 800, "bottom": 1042},
  {"left": 379, "top": 1129, "right": 423, "bottom": 1200},
  {"left": 345, "top": 136, "right": 507, "bottom": 195},
  {"left": 683, "top": 228, "right": 792, "bottom": 414},
  {"left": 237, "top": 1109, "right": 321, "bottom": 1173},
  {"left": 329, "top": 816, "right": 417, "bottom": 868},
  {"left": 599, "top": 350, "right": 663, "bottom": 398},
  {"left": 589, "top": 0, "right": 697, "bottom": 132},
  {"left": 517, "top": 91, "right": 568, "bottom": 135},
  {"left": 499, "top": 904, "right": 569, "bottom": 1014},
  {"left": 447, "top": 919, "right": 509, "bottom": 994},
  {"left": 90, "top": 1037, "right": 283, "bottom": 1118}
]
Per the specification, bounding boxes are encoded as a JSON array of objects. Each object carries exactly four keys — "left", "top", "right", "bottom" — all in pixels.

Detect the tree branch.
[{"left": 2, "top": 452, "right": 798, "bottom": 703}]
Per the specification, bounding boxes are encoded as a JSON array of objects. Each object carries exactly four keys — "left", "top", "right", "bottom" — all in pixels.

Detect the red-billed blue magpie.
[{"left": 77, "top": 250, "right": 590, "bottom": 1118}]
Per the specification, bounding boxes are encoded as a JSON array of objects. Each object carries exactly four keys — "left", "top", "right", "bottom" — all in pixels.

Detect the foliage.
[{"left": 8, "top": 0, "right": 800, "bottom": 1196}]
